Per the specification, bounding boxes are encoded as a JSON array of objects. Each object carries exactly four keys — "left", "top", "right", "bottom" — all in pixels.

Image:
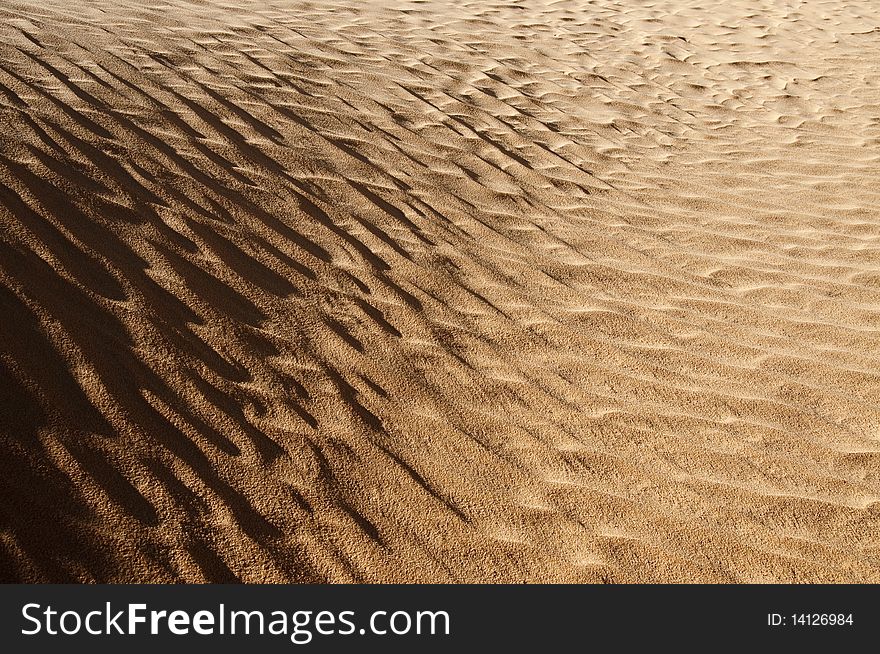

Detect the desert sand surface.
[{"left": 1, "top": 0, "right": 879, "bottom": 583}]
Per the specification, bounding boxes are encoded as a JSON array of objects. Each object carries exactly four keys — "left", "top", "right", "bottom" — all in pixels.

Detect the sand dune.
[{"left": 1, "top": 0, "right": 879, "bottom": 582}]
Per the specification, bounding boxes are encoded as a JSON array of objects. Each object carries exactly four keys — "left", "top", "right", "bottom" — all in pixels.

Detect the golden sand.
[{"left": 1, "top": 0, "right": 879, "bottom": 582}]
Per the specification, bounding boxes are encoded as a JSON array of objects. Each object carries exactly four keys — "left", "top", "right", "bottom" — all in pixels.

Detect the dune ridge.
[{"left": 1, "top": 0, "right": 879, "bottom": 582}]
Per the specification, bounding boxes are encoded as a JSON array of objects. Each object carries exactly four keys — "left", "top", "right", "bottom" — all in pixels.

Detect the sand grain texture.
[{"left": 1, "top": 0, "right": 880, "bottom": 582}]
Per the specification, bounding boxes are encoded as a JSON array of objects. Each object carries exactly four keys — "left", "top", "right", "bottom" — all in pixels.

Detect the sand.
[{"left": 1, "top": 0, "right": 879, "bottom": 583}]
